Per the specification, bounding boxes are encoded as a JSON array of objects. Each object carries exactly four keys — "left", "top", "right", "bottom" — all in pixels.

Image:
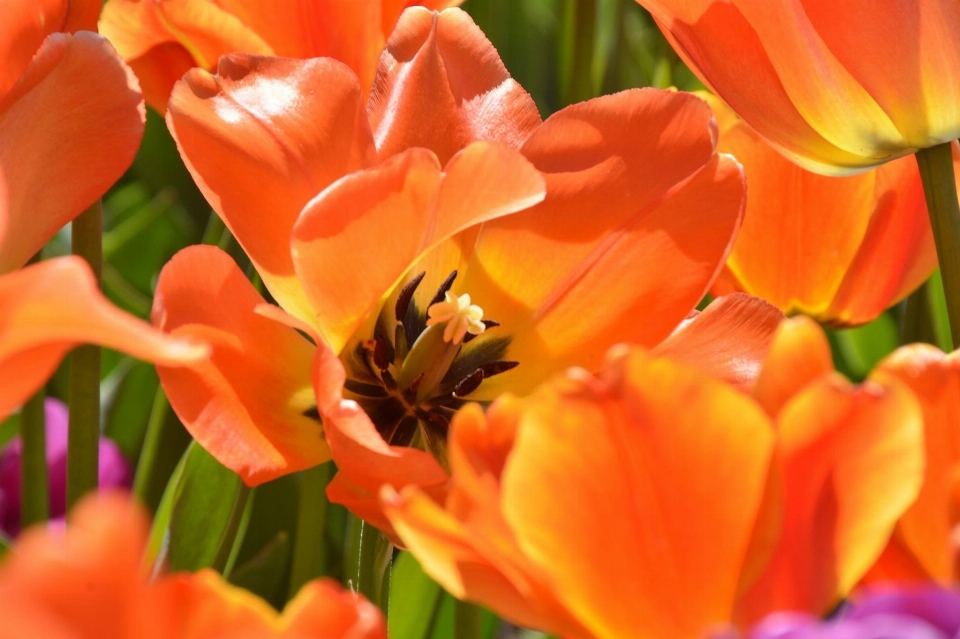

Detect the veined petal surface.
[
  {"left": 460, "top": 89, "right": 745, "bottom": 397},
  {"left": 737, "top": 375, "right": 925, "bottom": 622},
  {"left": 152, "top": 245, "right": 326, "bottom": 487},
  {"left": 369, "top": 7, "right": 541, "bottom": 163},
  {"left": 167, "top": 54, "right": 377, "bottom": 324},
  {"left": 869, "top": 345, "right": 960, "bottom": 584},
  {"left": 0, "top": 31, "right": 144, "bottom": 273}
]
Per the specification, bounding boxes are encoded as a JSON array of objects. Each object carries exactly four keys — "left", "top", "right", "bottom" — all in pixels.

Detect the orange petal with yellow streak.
[
  {"left": 152, "top": 245, "right": 326, "bottom": 487},
  {"left": 869, "top": 344, "right": 960, "bottom": 584},
  {"left": 462, "top": 89, "right": 744, "bottom": 398},
  {"left": 0, "top": 256, "right": 208, "bottom": 420},
  {"left": 382, "top": 402, "right": 589, "bottom": 636},
  {"left": 736, "top": 374, "right": 925, "bottom": 623},
  {"left": 751, "top": 316, "right": 834, "bottom": 416},
  {"left": 705, "top": 94, "right": 938, "bottom": 325},
  {"left": 292, "top": 143, "right": 544, "bottom": 354},
  {"left": 499, "top": 348, "right": 775, "bottom": 639},
  {"left": 639, "top": 1, "right": 876, "bottom": 173},
  {"left": 166, "top": 54, "right": 376, "bottom": 325},
  {"left": 0, "top": 31, "right": 144, "bottom": 273}
]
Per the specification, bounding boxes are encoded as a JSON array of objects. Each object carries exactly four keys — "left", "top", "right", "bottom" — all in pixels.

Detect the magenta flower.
[
  {"left": 729, "top": 588, "right": 960, "bottom": 639},
  {"left": 0, "top": 398, "right": 131, "bottom": 535}
]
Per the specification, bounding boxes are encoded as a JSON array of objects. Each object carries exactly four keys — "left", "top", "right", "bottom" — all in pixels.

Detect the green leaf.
[
  {"left": 229, "top": 531, "right": 292, "bottom": 605},
  {"left": 429, "top": 593, "right": 499, "bottom": 639},
  {"left": 829, "top": 311, "right": 899, "bottom": 380},
  {"left": 0, "top": 411, "right": 20, "bottom": 449},
  {"left": 927, "top": 270, "right": 954, "bottom": 351},
  {"left": 0, "top": 532, "right": 10, "bottom": 561},
  {"left": 103, "top": 361, "right": 159, "bottom": 464},
  {"left": 148, "top": 441, "right": 251, "bottom": 574},
  {"left": 388, "top": 552, "right": 443, "bottom": 639}
]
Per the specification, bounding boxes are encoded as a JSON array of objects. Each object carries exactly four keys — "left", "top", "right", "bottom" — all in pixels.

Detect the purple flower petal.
[{"left": 0, "top": 398, "right": 131, "bottom": 536}]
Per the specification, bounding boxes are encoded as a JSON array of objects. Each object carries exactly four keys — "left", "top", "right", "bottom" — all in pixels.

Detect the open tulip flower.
[
  {"left": 381, "top": 338, "right": 925, "bottom": 639},
  {"left": 704, "top": 94, "right": 947, "bottom": 326},
  {"left": 1, "top": 0, "right": 145, "bottom": 273},
  {"left": 635, "top": 0, "right": 960, "bottom": 174},
  {"left": 154, "top": 7, "right": 784, "bottom": 532},
  {"left": 0, "top": 492, "right": 387, "bottom": 639},
  {"left": 98, "top": 0, "right": 465, "bottom": 113}
]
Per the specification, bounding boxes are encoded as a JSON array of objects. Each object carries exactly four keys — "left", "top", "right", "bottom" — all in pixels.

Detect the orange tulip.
[
  {"left": 636, "top": 0, "right": 960, "bottom": 174},
  {"left": 382, "top": 341, "right": 925, "bottom": 638},
  {"left": 98, "top": 0, "right": 465, "bottom": 113},
  {"left": 704, "top": 94, "right": 943, "bottom": 326},
  {"left": 1, "top": 0, "right": 145, "bottom": 274},
  {"left": 862, "top": 345, "right": 960, "bottom": 586},
  {"left": 155, "top": 8, "right": 783, "bottom": 530},
  {"left": 0, "top": 492, "right": 387, "bottom": 639}
]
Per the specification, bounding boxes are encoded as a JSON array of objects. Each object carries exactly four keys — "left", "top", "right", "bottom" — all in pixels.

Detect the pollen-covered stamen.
[{"left": 426, "top": 291, "right": 487, "bottom": 345}]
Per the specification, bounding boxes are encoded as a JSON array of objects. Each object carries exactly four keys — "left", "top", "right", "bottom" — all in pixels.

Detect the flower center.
[{"left": 340, "top": 270, "right": 517, "bottom": 466}]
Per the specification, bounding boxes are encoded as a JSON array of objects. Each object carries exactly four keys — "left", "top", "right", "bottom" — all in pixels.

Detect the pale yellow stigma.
[{"left": 426, "top": 291, "right": 486, "bottom": 345}]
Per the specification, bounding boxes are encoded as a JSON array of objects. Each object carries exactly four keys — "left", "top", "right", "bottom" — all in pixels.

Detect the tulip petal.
[
  {"left": 737, "top": 375, "right": 925, "bottom": 622},
  {"left": 369, "top": 7, "right": 541, "bottom": 163},
  {"left": 0, "top": 0, "right": 66, "bottom": 101},
  {"left": 870, "top": 345, "right": 960, "bottom": 583},
  {"left": 0, "top": 493, "right": 149, "bottom": 639},
  {"left": 216, "top": 0, "right": 383, "bottom": 92},
  {"left": 500, "top": 349, "right": 775, "bottom": 639},
  {"left": 382, "top": 484, "right": 584, "bottom": 636},
  {"left": 709, "top": 92, "right": 937, "bottom": 324},
  {"left": 126, "top": 42, "right": 196, "bottom": 115},
  {"left": 167, "top": 54, "right": 377, "bottom": 324},
  {"left": 0, "top": 31, "right": 145, "bottom": 273},
  {"left": 292, "top": 143, "right": 545, "bottom": 353},
  {"left": 324, "top": 401, "right": 449, "bottom": 540},
  {"left": 280, "top": 578, "right": 387, "bottom": 638},
  {"left": 641, "top": 1, "right": 878, "bottom": 172},
  {"left": 0, "top": 257, "right": 208, "bottom": 420},
  {"left": 652, "top": 293, "right": 783, "bottom": 391},
  {"left": 383, "top": 401, "right": 588, "bottom": 636},
  {"left": 729, "top": 0, "right": 904, "bottom": 157},
  {"left": 827, "top": 151, "right": 945, "bottom": 325},
  {"left": 461, "top": 89, "right": 743, "bottom": 397},
  {"left": 715, "top": 117, "right": 875, "bottom": 315},
  {"left": 794, "top": 0, "right": 960, "bottom": 149},
  {"left": 751, "top": 316, "right": 834, "bottom": 416},
  {"left": 152, "top": 245, "right": 326, "bottom": 486},
  {"left": 99, "top": 0, "right": 271, "bottom": 70}
]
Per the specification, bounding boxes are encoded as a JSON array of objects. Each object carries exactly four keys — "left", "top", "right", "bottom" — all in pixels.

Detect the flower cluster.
[{"left": 2, "top": 0, "right": 960, "bottom": 637}]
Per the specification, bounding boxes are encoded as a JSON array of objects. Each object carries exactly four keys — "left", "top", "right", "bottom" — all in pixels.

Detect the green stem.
[
  {"left": 19, "top": 389, "right": 48, "bottom": 529},
  {"left": 454, "top": 600, "right": 483, "bottom": 639},
  {"left": 901, "top": 279, "right": 936, "bottom": 345},
  {"left": 560, "top": 0, "right": 597, "bottom": 106},
  {"left": 288, "top": 463, "right": 333, "bottom": 596},
  {"left": 67, "top": 201, "right": 103, "bottom": 512},
  {"left": 916, "top": 143, "right": 960, "bottom": 345},
  {"left": 210, "top": 483, "right": 252, "bottom": 574},
  {"left": 345, "top": 515, "right": 393, "bottom": 611},
  {"left": 133, "top": 386, "right": 169, "bottom": 502},
  {"left": 201, "top": 211, "right": 233, "bottom": 249}
]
